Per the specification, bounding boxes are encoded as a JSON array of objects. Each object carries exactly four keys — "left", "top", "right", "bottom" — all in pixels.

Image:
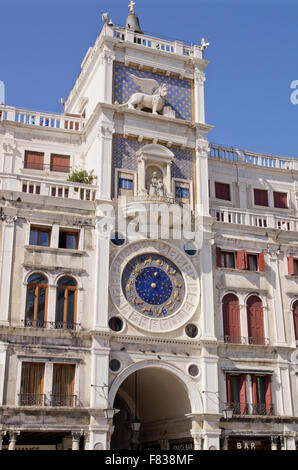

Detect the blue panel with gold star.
[
  {"left": 114, "top": 64, "right": 193, "bottom": 121},
  {"left": 121, "top": 254, "right": 185, "bottom": 318}
]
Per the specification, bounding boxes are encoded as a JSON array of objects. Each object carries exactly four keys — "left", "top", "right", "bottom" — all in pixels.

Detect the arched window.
[
  {"left": 247, "top": 295, "right": 265, "bottom": 345},
  {"left": 293, "top": 300, "right": 298, "bottom": 341},
  {"left": 25, "top": 273, "right": 48, "bottom": 328},
  {"left": 222, "top": 294, "right": 241, "bottom": 343},
  {"left": 56, "top": 277, "right": 78, "bottom": 329}
]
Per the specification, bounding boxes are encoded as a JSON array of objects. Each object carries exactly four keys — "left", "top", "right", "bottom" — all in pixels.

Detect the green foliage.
[{"left": 67, "top": 169, "right": 97, "bottom": 185}]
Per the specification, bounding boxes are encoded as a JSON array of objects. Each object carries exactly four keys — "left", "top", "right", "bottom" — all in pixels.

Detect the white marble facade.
[{"left": 0, "top": 9, "right": 297, "bottom": 451}]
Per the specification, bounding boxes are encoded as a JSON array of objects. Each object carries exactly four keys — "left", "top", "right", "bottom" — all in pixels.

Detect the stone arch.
[{"left": 108, "top": 360, "right": 203, "bottom": 414}]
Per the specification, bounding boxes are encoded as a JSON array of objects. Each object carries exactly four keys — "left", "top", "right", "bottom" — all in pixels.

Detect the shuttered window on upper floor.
[
  {"left": 24, "top": 151, "right": 44, "bottom": 170},
  {"left": 50, "top": 154, "right": 70, "bottom": 173},
  {"left": 273, "top": 191, "right": 288, "bottom": 209},
  {"left": 215, "top": 182, "right": 231, "bottom": 201},
  {"left": 254, "top": 189, "right": 268, "bottom": 207}
]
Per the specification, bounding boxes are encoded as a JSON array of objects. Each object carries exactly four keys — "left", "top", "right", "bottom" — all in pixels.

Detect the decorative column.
[
  {"left": 200, "top": 235, "right": 217, "bottom": 340},
  {"left": 166, "top": 161, "right": 173, "bottom": 196},
  {"left": 93, "top": 215, "right": 111, "bottom": 329},
  {"left": 191, "top": 432, "right": 203, "bottom": 450},
  {"left": 268, "top": 249, "right": 287, "bottom": 345},
  {"left": 99, "top": 46, "right": 115, "bottom": 104},
  {"left": 71, "top": 432, "right": 83, "bottom": 451},
  {"left": 0, "top": 343, "right": 8, "bottom": 405},
  {"left": 96, "top": 122, "right": 115, "bottom": 201},
  {"left": 194, "top": 68, "right": 206, "bottom": 124},
  {"left": 195, "top": 140, "right": 210, "bottom": 217},
  {"left": 0, "top": 431, "right": 7, "bottom": 450},
  {"left": 8, "top": 431, "right": 20, "bottom": 450},
  {"left": 0, "top": 214, "right": 17, "bottom": 326}
]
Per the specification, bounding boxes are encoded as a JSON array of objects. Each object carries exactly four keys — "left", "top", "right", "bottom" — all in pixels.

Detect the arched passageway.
[{"left": 110, "top": 365, "right": 196, "bottom": 450}]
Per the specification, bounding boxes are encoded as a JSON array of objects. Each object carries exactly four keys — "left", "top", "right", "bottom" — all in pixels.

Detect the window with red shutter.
[
  {"left": 236, "top": 250, "right": 247, "bottom": 270},
  {"left": 273, "top": 191, "right": 288, "bottom": 209},
  {"left": 293, "top": 300, "right": 298, "bottom": 341},
  {"left": 247, "top": 296, "right": 265, "bottom": 345},
  {"left": 226, "top": 374, "right": 247, "bottom": 415},
  {"left": 216, "top": 247, "right": 222, "bottom": 267},
  {"left": 222, "top": 294, "right": 241, "bottom": 343},
  {"left": 258, "top": 252, "right": 264, "bottom": 272},
  {"left": 50, "top": 154, "right": 70, "bottom": 173},
  {"left": 24, "top": 151, "right": 44, "bottom": 170},
  {"left": 254, "top": 189, "right": 269, "bottom": 207},
  {"left": 288, "top": 256, "right": 295, "bottom": 275},
  {"left": 215, "top": 182, "right": 231, "bottom": 201}
]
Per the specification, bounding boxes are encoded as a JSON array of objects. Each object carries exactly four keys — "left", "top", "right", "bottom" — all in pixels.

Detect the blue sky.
[{"left": 1, "top": 0, "right": 298, "bottom": 158}]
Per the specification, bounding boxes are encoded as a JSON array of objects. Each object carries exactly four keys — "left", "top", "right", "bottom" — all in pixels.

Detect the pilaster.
[{"left": 0, "top": 213, "right": 17, "bottom": 325}]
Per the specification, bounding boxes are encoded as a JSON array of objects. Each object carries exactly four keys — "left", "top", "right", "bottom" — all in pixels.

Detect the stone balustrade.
[
  {"left": 0, "top": 173, "right": 98, "bottom": 201},
  {"left": 113, "top": 27, "right": 195, "bottom": 57},
  {"left": 209, "top": 144, "right": 298, "bottom": 171},
  {"left": 211, "top": 206, "right": 298, "bottom": 231},
  {"left": 0, "top": 105, "right": 84, "bottom": 131}
]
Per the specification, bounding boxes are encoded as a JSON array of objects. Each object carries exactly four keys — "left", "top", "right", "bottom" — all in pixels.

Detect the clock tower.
[{"left": 64, "top": 3, "right": 218, "bottom": 450}]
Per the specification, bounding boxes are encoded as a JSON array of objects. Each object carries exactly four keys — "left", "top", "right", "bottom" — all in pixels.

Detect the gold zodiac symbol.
[
  {"left": 156, "top": 259, "right": 163, "bottom": 266},
  {"left": 174, "top": 279, "right": 182, "bottom": 288},
  {"left": 126, "top": 280, "right": 134, "bottom": 292},
  {"left": 157, "top": 307, "right": 163, "bottom": 316},
  {"left": 142, "top": 306, "right": 152, "bottom": 314},
  {"left": 168, "top": 305, "right": 175, "bottom": 312},
  {"left": 144, "top": 257, "right": 153, "bottom": 266},
  {"left": 132, "top": 297, "right": 143, "bottom": 306},
  {"left": 133, "top": 263, "right": 143, "bottom": 276},
  {"left": 174, "top": 290, "right": 180, "bottom": 301},
  {"left": 166, "top": 299, "right": 172, "bottom": 306}
]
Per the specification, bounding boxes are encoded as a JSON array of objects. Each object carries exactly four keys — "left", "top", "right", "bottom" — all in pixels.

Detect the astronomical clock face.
[
  {"left": 121, "top": 254, "right": 185, "bottom": 318},
  {"left": 109, "top": 241, "right": 200, "bottom": 333}
]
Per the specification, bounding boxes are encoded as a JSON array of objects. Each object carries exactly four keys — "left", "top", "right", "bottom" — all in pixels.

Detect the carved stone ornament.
[
  {"left": 101, "top": 50, "right": 115, "bottom": 65},
  {"left": 3, "top": 140, "right": 17, "bottom": 155},
  {"left": 117, "top": 74, "right": 171, "bottom": 115},
  {"left": 194, "top": 69, "right": 206, "bottom": 86},
  {"left": 97, "top": 124, "right": 115, "bottom": 140},
  {"left": 196, "top": 141, "right": 209, "bottom": 156},
  {"left": 109, "top": 240, "right": 200, "bottom": 333}
]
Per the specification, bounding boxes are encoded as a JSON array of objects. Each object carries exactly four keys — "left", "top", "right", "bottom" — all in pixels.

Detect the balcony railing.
[
  {"left": 50, "top": 395, "right": 79, "bottom": 407},
  {"left": 211, "top": 207, "right": 298, "bottom": 232},
  {"left": 222, "top": 335, "right": 270, "bottom": 346},
  {"left": 224, "top": 402, "right": 274, "bottom": 416},
  {"left": 24, "top": 320, "right": 81, "bottom": 330},
  {"left": 209, "top": 144, "right": 298, "bottom": 171},
  {"left": 0, "top": 173, "right": 98, "bottom": 201},
  {"left": 112, "top": 27, "right": 195, "bottom": 58},
  {"left": 0, "top": 105, "right": 84, "bottom": 132},
  {"left": 18, "top": 393, "right": 79, "bottom": 407},
  {"left": 19, "top": 393, "right": 45, "bottom": 407}
]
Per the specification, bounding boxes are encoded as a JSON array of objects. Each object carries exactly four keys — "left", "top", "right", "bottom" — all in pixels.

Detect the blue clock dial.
[
  {"left": 135, "top": 267, "right": 172, "bottom": 305},
  {"left": 121, "top": 253, "right": 185, "bottom": 318}
]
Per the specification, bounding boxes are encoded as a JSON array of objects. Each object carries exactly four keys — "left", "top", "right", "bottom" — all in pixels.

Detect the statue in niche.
[
  {"left": 117, "top": 74, "right": 168, "bottom": 115},
  {"left": 149, "top": 171, "right": 165, "bottom": 197}
]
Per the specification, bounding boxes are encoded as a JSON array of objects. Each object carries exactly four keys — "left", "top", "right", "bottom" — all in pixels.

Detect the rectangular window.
[
  {"left": 251, "top": 375, "right": 273, "bottom": 415},
  {"left": 175, "top": 181, "right": 190, "bottom": 204},
  {"left": 50, "top": 154, "right": 70, "bottom": 173},
  {"left": 52, "top": 364, "right": 75, "bottom": 407},
  {"left": 254, "top": 189, "right": 268, "bottom": 207},
  {"left": 273, "top": 191, "right": 288, "bottom": 209},
  {"left": 20, "top": 362, "right": 45, "bottom": 406},
  {"left": 215, "top": 182, "right": 231, "bottom": 201},
  {"left": 59, "top": 230, "right": 78, "bottom": 249},
  {"left": 288, "top": 256, "right": 298, "bottom": 275},
  {"left": 24, "top": 151, "right": 44, "bottom": 170},
  {"left": 226, "top": 374, "right": 247, "bottom": 415},
  {"left": 117, "top": 172, "right": 134, "bottom": 197},
  {"left": 221, "top": 251, "right": 236, "bottom": 269},
  {"left": 29, "top": 226, "right": 51, "bottom": 247},
  {"left": 247, "top": 254, "right": 258, "bottom": 272}
]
